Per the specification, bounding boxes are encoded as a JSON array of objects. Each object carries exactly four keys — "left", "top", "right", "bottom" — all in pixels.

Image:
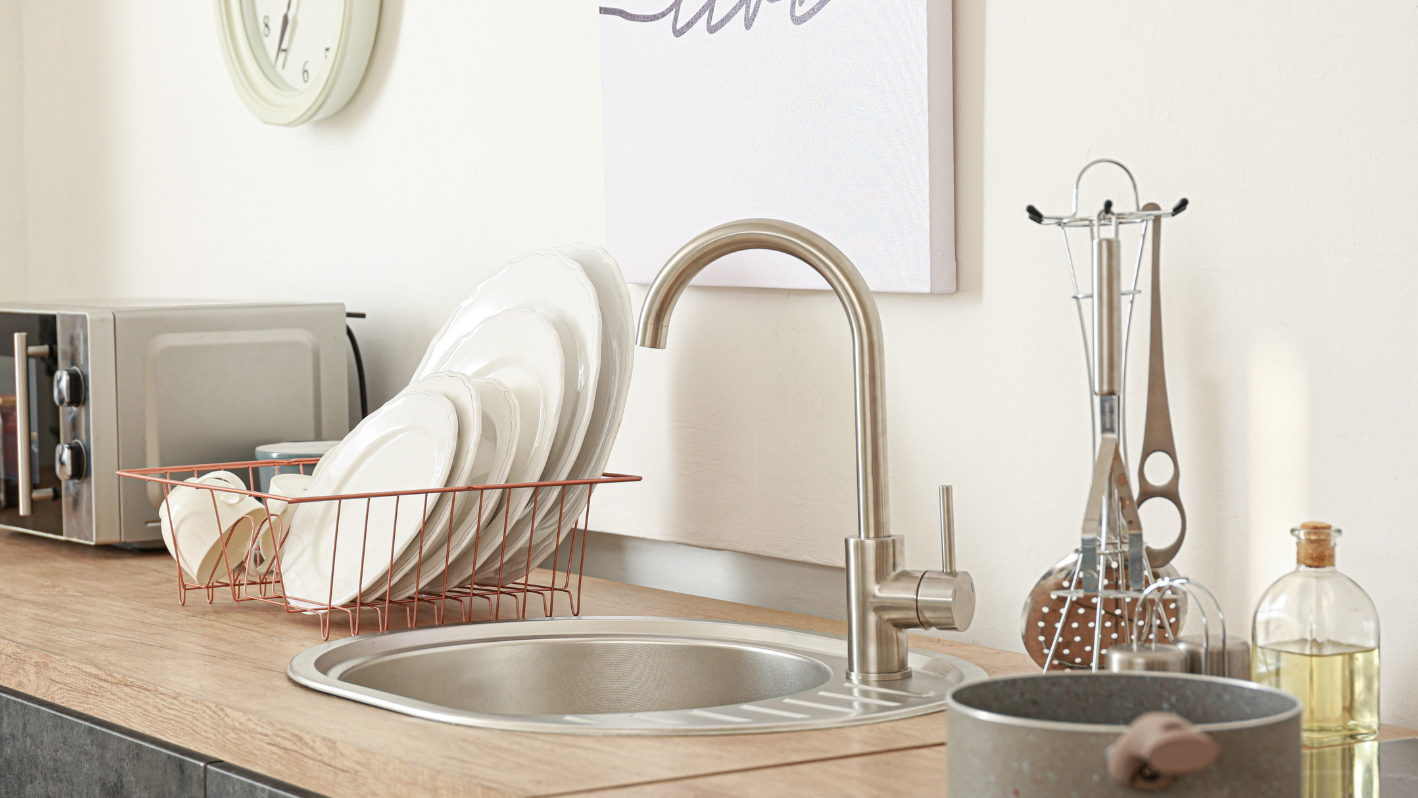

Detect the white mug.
[
  {"left": 254, "top": 472, "right": 314, "bottom": 576},
  {"left": 265, "top": 472, "right": 315, "bottom": 520},
  {"left": 158, "top": 471, "right": 268, "bottom": 585}
]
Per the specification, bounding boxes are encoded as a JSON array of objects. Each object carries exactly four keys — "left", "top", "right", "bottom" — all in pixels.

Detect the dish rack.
[{"left": 118, "top": 459, "right": 641, "bottom": 639}]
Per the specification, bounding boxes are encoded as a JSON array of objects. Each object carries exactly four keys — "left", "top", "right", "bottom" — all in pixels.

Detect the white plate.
[
  {"left": 416, "top": 251, "right": 600, "bottom": 491},
  {"left": 389, "top": 377, "right": 520, "bottom": 598},
  {"left": 427, "top": 309, "right": 564, "bottom": 586},
  {"left": 416, "top": 252, "right": 601, "bottom": 581},
  {"left": 279, "top": 389, "right": 458, "bottom": 608},
  {"left": 492, "top": 244, "right": 636, "bottom": 579},
  {"left": 483, "top": 253, "right": 601, "bottom": 571},
  {"left": 369, "top": 373, "right": 483, "bottom": 601}
]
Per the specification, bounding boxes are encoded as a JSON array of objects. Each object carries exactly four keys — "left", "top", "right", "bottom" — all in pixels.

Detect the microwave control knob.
[
  {"left": 53, "top": 368, "right": 86, "bottom": 407},
  {"left": 55, "top": 441, "right": 87, "bottom": 481}
]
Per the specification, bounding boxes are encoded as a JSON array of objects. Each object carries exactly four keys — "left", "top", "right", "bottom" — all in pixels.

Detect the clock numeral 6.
[
  {"left": 302, "top": 62, "right": 310, "bottom": 83},
  {"left": 262, "top": 15, "right": 270, "bottom": 36}
]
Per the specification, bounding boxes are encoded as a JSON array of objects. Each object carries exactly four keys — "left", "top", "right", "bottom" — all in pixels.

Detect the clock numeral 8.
[
  {"left": 262, "top": 15, "right": 270, "bottom": 36},
  {"left": 302, "top": 62, "right": 310, "bottom": 83}
]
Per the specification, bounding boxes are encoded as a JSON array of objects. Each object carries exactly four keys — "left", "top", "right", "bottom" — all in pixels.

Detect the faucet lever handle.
[{"left": 938, "top": 485, "right": 956, "bottom": 574}]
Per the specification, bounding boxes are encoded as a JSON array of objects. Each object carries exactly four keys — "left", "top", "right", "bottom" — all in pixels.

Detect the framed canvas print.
[{"left": 600, "top": 0, "right": 955, "bottom": 293}]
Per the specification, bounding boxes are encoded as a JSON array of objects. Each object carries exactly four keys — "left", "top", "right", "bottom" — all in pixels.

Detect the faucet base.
[
  {"left": 846, "top": 536, "right": 914, "bottom": 679},
  {"left": 847, "top": 668, "right": 915, "bottom": 683},
  {"left": 845, "top": 535, "right": 977, "bottom": 680}
]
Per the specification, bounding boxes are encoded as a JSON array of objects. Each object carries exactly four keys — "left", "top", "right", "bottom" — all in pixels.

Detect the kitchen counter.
[
  {"left": 0, "top": 531, "right": 1020, "bottom": 797},
  {"left": 0, "top": 530, "right": 1407, "bottom": 797}
]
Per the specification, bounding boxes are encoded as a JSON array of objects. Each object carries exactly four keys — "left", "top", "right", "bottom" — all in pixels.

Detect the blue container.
[{"left": 254, "top": 441, "right": 339, "bottom": 493}]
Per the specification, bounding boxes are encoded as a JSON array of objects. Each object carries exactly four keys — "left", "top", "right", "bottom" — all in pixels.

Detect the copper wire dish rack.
[{"left": 118, "top": 459, "right": 641, "bottom": 639}]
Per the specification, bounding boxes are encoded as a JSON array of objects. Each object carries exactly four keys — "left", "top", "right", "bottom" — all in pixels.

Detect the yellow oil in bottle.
[
  {"left": 1253, "top": 640, "right": 1379, "bottom": 746},
  {"left": 1302, "top": 741, "right": 1378, "bottom": 798}
]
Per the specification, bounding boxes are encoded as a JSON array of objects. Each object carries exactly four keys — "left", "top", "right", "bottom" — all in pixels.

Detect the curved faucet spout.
[
  {"left": 636, "top": 219, "right": 973, "bottom": 678},
  {"left": 636, "top": 219, "right": 889, "bottom": 541}
]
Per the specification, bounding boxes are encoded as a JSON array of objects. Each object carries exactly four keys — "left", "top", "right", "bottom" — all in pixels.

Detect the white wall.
[
  {"left": 18, "top": 1, "right": 606, "bottom": 407},
  {"left": 0, "top": 0, "right": 23, "bottom": 298},
  {"left": 11, "top": 0, "right": 1418, "bottom": 726}
]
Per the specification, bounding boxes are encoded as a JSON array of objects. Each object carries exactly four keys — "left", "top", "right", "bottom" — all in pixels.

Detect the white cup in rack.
[
  {"left": 158, "top": 471, "right": 268, "bottom": 585},
  {"left": 254, "top": 472, "right": 315, "bottom": 576},
  {"left": 265, "top": 472, "right": 315, "bottom": 520}
]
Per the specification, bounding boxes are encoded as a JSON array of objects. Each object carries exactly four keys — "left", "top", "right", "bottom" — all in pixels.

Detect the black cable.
[{"left": 345, "top": 314, "right": 368, "bottom": 419}]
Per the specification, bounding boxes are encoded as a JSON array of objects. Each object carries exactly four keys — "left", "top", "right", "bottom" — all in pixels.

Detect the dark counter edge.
[{"left": 0, "top": 685, "right": 329, "bottom": 798}]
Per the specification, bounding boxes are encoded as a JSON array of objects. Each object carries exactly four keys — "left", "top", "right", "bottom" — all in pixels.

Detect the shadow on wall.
[
  {"left": 952, "top": 0, "right": 984, "bottom": 298},
  {"left": 662, "top": 281, "right": 858, "bottom": 564},
  {"left": 313, "top": 0, "right": 405, "bottom": 133}
]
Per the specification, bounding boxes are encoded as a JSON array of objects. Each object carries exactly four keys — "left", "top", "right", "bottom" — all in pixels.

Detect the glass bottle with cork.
[{"left": 1252, "top": 521, "right": 1379, "bottom": 746}]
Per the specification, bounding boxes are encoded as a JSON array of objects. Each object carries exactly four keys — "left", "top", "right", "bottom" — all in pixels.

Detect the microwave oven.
[{"left": 0, "top": 300, "right": 350, "bottom": 546}]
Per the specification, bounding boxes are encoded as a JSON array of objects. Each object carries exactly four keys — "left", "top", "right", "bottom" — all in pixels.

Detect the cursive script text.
[{"left": 600, "top": 0, "right": 833, "bottom": 37}]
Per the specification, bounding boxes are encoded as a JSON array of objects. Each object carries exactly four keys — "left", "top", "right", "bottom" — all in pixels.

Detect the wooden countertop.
[
  {"left": 1, "top": 530, "right": 1407, "bottom": 797},
  {"left": 0, "top": 531, "right": 1029, "bottom": 797}
]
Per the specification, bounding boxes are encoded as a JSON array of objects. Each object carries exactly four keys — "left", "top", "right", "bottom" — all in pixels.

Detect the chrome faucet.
[{"left": 636, "top": 219, "right": 975, "bottom": 679}]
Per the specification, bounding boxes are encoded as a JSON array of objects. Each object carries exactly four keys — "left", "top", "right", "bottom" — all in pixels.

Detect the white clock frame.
[{"left": 215, "top": 0, "right": 382, "bottom": 126}]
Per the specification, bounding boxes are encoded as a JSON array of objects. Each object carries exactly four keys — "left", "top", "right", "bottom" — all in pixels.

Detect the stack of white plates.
[{"left": 276, "top": 245, "right": 633, "bottom": 605}]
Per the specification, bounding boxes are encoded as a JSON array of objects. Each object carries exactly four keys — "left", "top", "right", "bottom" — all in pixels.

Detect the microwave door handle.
[
  {"left": 13, "top": 332, "right": 54, "bottom": 516},
  {"left": 14, "top": 332, "right": 31, "bottom": 515}
]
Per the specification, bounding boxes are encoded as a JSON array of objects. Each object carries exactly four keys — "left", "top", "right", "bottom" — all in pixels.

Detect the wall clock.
[{"left": 215, "top": 0, "right": 381, "bottom": 126}]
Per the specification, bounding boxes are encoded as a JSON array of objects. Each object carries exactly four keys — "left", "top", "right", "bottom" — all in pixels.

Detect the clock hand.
[
  {"left": 281, "top": 0, "right": 304, "bottom": 70},
  {"left": 273, "top": 0, "right": 293, "bottom": 67}
]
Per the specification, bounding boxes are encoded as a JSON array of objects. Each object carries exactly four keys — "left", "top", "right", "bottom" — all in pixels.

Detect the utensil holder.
[{"left": 1023, "top": 160, "right": 1194, "bottom": 672}]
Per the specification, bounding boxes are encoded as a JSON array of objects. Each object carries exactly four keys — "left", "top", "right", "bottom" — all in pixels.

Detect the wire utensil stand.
[
  {"left": 119, "top": 459, "right": 641, "bottom": 639},
  {"left": 1027, "top": 159, "right": 1187, "bottom": 461},
  {"left": 1026, "top": 160, "right": 1194, "bottom": 671}
]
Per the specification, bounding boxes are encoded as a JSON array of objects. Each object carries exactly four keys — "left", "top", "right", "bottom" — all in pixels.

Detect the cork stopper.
[{"left": 1292, "top": 521, "right": 1340, "bottom": 568}]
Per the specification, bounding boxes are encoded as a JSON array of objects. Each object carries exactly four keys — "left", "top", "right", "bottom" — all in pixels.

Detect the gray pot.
[{"left": 947, "top": 672, "right": 1301, "bottom": 797}]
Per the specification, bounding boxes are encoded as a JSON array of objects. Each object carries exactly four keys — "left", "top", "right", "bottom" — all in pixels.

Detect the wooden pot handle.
[{"left": 1107, "top": 711, "right": 1219, "bottom": 791}]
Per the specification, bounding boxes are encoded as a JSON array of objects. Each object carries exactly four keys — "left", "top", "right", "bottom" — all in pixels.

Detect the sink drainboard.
[{"left": 287, "top": 617, "right": 988, "bottom": 735}]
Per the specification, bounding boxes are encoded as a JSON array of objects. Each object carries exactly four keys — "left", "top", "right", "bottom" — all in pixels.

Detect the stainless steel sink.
[{"left": 287, "top": 617, "right": 987, "bottom": 735}]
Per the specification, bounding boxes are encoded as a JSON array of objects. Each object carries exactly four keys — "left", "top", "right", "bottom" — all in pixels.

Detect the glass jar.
[{"left": 1252, "top": 522, "right": 1379, "bottom": 746}]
